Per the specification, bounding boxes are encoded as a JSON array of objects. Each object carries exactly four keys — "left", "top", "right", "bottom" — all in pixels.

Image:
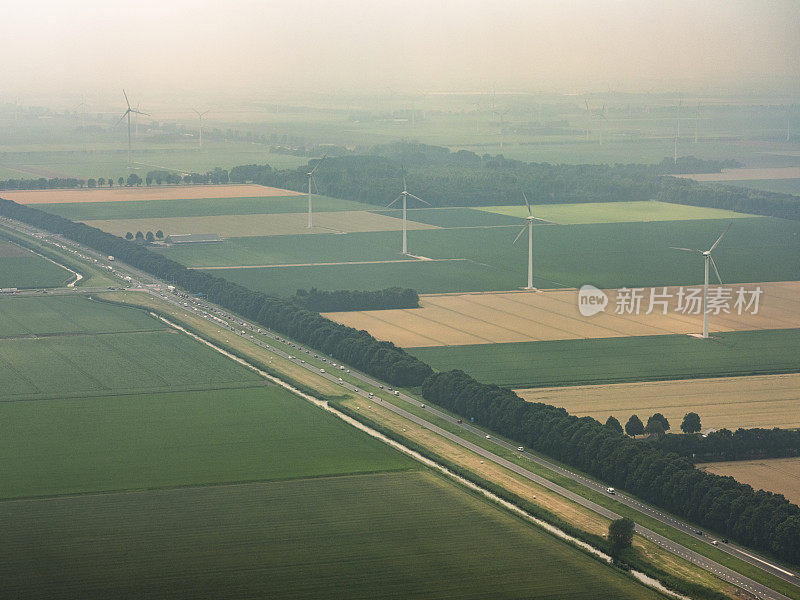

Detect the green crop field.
[
  {"left": 0, "top": 241, "right": 73, "bottom": 288},
  {"left": 0, "top": 294, "right": 266, "bottom": 399},
  {"left": 372, "top": 206, "right": 525, "bottom": 227},
  {"left": 39, "top": 194, "right": 371, "bottom": 221},
  {"left": 0, "top": 387, "right": 413, "bottom": 499},
  {"left": 409, "top": 328, "right": 800, "bottom": 388},
  {"left": 192, "top": 216, "right": 800, "bottom": 293},
  {"left": 479, "top": 200, "right": 757, "bottom": 224},
  {"left": 0, "top": 471, "right": 660, "bottom": 600}
]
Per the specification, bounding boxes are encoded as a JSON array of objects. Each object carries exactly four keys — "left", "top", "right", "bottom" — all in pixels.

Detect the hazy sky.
[{"left": 4, "top": 0, "right": 799, "bottom": 100}]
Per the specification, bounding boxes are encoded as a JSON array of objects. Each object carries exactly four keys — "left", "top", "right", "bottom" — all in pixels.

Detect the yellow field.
[
  {"left": 3, "top": 184, "right": 302, "bottom": 204},
  {"left": 673, "top": 167, "right": 800, "bottom": 182},
  {"left": 697, "top": 458, "right": 800, "bottom": 504},
  {"left": 323, "top": 282, "right": 800, "bottom": 347},
  {"left": 515, "top": 373, "right": 800, "bottom": 431},
  {"left": 82, "top": 210, "right": 440, "bottom": 238}
]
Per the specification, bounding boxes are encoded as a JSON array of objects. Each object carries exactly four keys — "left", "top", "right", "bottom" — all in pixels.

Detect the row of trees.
[
  {"left": 289, "top": 287, "right": 419, "bottom": 312},
  {"left": 653, "top": 427, "right": 800, "bottom": 463},
  {"left": 606, "top": 412, "right": 701, "bottom": 438},
  {"left": 125, "top": 230, "right": 164, "bottom": 242},
  {"left": 0, "top": 197, "right": 432, "bottom": 388},
  {"left": 421, "top": 369, "right": 800, "bottom": 564}
]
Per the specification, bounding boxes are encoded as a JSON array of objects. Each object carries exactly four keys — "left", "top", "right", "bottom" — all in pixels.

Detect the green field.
[
  {"left": 0, "top": 387, "right": 413, "bottom": 499},
  {"left": 0, "top": 471, "right": 660, "bottom": 600},
  {"left": 372, "top": 206, "right": 525, "bottom": 227},
  {"left": 479, "top": 200, "right": 757, "bottom": 224},
  {"left": 40, "top": 194, "right": 371, "bottom": 221},
  {"left": 192, "top": 217, "right": 800, "bottom": 293},
  {"left": 409, "top": 328, "right": 800, "bottom": 388},
  {"left": 0, "top": 241, "right": 73, "bottom": 288},
  {"left": 722, "top": 179, "right": 800, "bottom": 196}
]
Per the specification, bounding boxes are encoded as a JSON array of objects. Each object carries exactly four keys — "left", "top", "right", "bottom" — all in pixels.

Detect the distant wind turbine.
[
  {"left": 670, "top": 223, "right": 732, "bottom": 339},
  {"left": 305, "top": 155, "right": 327, "bottom": 228},
  {"left": 116, "top": 90, "right": 148, "bottom": 167},
  {"left": 513, "top": 191, "right": 537, "bottom": 290},
  {"left": 193, "top": 109, "right": 209, "bottom": 149},
  {"left": 386, "top": 170, "right": 430, "bottom": 255},
  {"left": 674, "top": 97, "right": 682, "bottom": 163}
]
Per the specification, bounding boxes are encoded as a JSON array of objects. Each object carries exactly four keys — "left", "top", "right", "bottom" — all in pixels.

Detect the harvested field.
[
  {"left": 83, "top": 210, "right": 440, "bottom": 238},
  {"left": 324, "top": 282, "right": 800, "bottom": 347},
  {"left": 697, "top": 458, "right": 800, "bottom": 504},
  {"left": 515, "top": 373, "right": 800, "bottom": 431},
  {"left": 674, "top": 167, "right": 800, "bottom": 182},
  {"left": 2, "top": 184, "right": 302, "bottom": 204}
]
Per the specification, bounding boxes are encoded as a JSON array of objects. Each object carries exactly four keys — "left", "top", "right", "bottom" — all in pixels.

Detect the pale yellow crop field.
[
  {"left": 515, "top": 373, "right": 800, "bottom": 432},
  {"left": 4, "top": 184, "right": 302, "bottom": 204},
  {"left": 697, "top": 458, "right": 800, "bottom": 504},
  {"left": 82, "top": 210, "right": 440, "bottom": 238},
  {"left": 323, "top": 282, "right": 800, "bottom": 347}
]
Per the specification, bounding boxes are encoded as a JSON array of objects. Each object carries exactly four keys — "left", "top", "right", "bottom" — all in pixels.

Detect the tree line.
[
  {"left": 652, "top": 427, "right": 800, "bottom": 463},
  {"left": 0, "top": 197, "right": 432, "bottom": 388},
  {"left": 289, "top": 287, "right": 419, "bottom": 312},
  {"left": 421, "top": 369, "right": 800, "bottom": 565}
]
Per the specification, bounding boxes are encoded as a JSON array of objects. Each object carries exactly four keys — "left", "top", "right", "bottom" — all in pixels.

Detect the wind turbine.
[
  {"left": 670, "top": 223, "right": 731, "bottom": 339},
  {"left": 584, "top": 99, "right": 591, "bottom": 141},
  {"left": 674, "top": 97, "right": 682, "bottom": 163},
  {"left": 117, "top": 90, "right": 148, "bottom": 167},
  {"left": 386, "top": 170, "right": 429, "bottom": 255},
  {"left": 193, "top": 109, "right": 209, "bottom": 149},
  {"left": 513, "top": 192, "right": 537, "bottom": 290},
  {"left": 305, "top": 155, "right": 326, "bottom": 228}
]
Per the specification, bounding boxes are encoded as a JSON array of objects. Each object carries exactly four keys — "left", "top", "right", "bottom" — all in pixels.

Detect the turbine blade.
[
  {"left": 513, "top": 226, "right": 527, "bottom": 244},
  {"left": 309, "top": 153, "right": 328, "bottom": 176},
  {"left": 669, "top": 246, "right": 701, "bottom": 253},
  {"left": 522, "top": 191, "right": 531, "bottom": 216},
  {"left": 386, "top": 195, "right": 402, "bottom": 208},
  {"left": 709, "top": 222, "right": 732, "bottom": 252},
  {"left": 123, "top": 89, "right": 130, "bottom": 109},
  {"left": 116, "top": 110, "right": 129, "bottom": 126},
  {"left": 407, "top": 193, "right": 430, "bottom": 206},
  {"left": 132, "top": 110, "right": 149, "bottom": 116},
  {"left": 310, "top": 174, "right": 319, "bottom": 195},
  {"left": 709, "top": 255, "right": 723, "bottom": 285}
]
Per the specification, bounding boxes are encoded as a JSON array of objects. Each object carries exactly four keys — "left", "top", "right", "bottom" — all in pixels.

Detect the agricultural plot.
[
  {"left": 697, "top": 457, "right": 800, "bottom": 505},
  {"left": 324, "top": 282, "right": 800, "bottom": 346},
  {"left": 372, "top": 206, "right": 525, "bottom": 227},
  {"left": 0, "top": 471, "right": 660, "bottom": 600},
  {"left": 82, "top": 210, "right": 439, "bottom": 238},
  {"left": 408, "top": 328, "right": 800, "bottom": 388},
  {"left": 3, "top": 183, "right": 303, "bottom": 204},
  {"left": 0, "top": 240, "right": 73, "bottom": 288},
  {"left": 190, "top": 216, "right": 800, "bottom": 292},
  {"left": 673, "top": 166, "right": 800, "bottom": 182},
  {"left": 0, "top": 387, "right": 413, "bottom": 499},
  {"left": 478, "top": 200, "right": 756, "bottom": 225},
  {"left": 38, "top": 193, "right": 370, "bottom": 221},
  {"left": 516, "top": 373, "right": 800, "bottom": 432}
]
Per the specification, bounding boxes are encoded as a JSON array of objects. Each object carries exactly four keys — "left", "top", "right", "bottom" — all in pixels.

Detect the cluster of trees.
[
  {"left": 289, "top": 287, "right": 419, "bottom": 312},
  {"left": 125, "top": 230, "right": 164, "bottom": 242},
  {"left": 0, "top": 177, "right": 88, "bottom": 190},
  {"left": 0, "top": 197, "right": 432, "bottom": 388},
  {"left": 608, "top": 412, "right": 701, "bottom": 438},
  {"left": 653, "top": 427, "right": 800, "bottom": 463},
  {"left": 421, "top": 369, "right": 800, "bottom": 564},
  {"left": 224, "top": 143, "right": 797, "bottom": 220}
]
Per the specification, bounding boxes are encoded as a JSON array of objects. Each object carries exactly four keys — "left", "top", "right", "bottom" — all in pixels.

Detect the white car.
[
  {"left": 517, "top": 446, "right": 524, "bottom": 451},
  {"left": 320, "top": 368, "right": 325, "bottom": 373},
  {"left": 485, "top": 435, "right": 491, "bottom": 439}
]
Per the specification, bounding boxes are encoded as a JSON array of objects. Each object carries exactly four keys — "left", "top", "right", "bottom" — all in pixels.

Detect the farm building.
[{"left": 165, "top": 233, "right": 222, "bottom": 244}]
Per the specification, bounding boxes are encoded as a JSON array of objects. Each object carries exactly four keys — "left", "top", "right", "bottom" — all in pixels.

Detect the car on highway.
[
  {"left": 485, "top": 435, "right": 491, "bottom": 439},
  {"left": 517, "top": 446, "right": 524, "bottom": 451},
  {"left": 606, "top": 487, "right": 616, "bottom": 495}
]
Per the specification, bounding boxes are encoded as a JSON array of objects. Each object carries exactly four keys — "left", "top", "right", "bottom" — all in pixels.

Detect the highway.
[{"left": 3, "top": 215, "right": 798, "bottom": 600}]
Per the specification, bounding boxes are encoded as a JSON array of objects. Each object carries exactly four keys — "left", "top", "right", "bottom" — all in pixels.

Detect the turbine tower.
[
  {"left": 193, "top": 109, "right": 209, "bottom": 149},
  {"left": 513, "top": 191, "right": 536, "bottom": 290},
  {"left": 386, "top": 171, "right": 429, "bottom": 255},
  {"left": 305, "top": 155, "right": 326, "bottom": 228},
  {"left": 117, "top": 90, "right": 148, "bottom": 167},
  {"left": 671, "top": 223, "right": 731, "bottom": 339}
]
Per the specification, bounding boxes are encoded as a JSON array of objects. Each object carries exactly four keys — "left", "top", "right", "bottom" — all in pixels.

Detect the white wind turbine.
[
  {"left": 193, "top": 109, "right": 209, "bottom": 149},
  {"left": 386, "top": 171, "right": 430, "bottom": 255},
  {"left": 670, "top": 223, "right": 732, "bottom": 339},
  {"left": 116, "top": 90, "right": 148, "bottom": 167},
  {"left": 305, "top": 155, "right": 327, "bottom": 228},
  {"left": 512, "top": 191, "right": 536, "bottom": 290}
]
